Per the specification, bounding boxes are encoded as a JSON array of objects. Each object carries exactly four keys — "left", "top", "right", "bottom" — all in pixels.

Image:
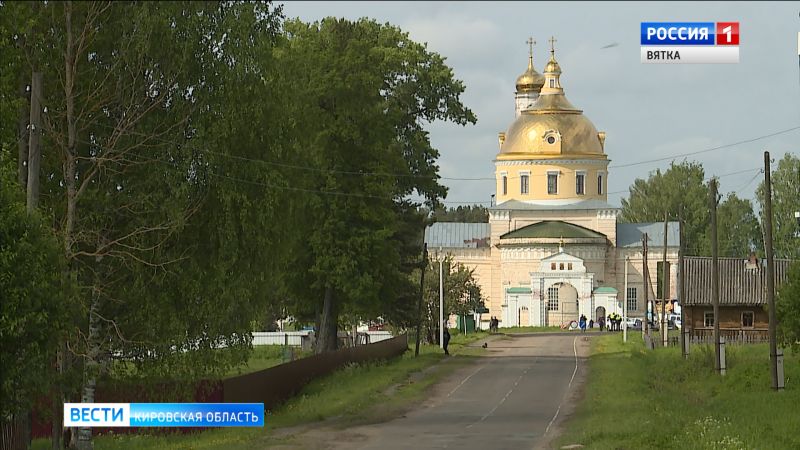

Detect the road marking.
[
  {"left": 446, "top": 364, "right": 484, "bottom": 398},
  {"left": 544, "top": 336, "right": 579, "bottom": 436},
  {"left": 466, "top": 364, "right": 530, "bottom": 428}
]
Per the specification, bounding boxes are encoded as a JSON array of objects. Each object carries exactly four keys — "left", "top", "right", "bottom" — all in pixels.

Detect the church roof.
[
  {"left": 425, "top": 222, "right": 490, "bottom": 249},
  {"left": 507, "top": 287, "right": 533, "bottom": 294},
  {"left": 593, "top": 287, "right": 618, "bottom": 294},
  {"left": 501, "top": 220, "right": 606, "bottom": 240},
  {"left": 491, "top": 199, "right": 617, "bottom": 211},
  {"left": 617, "top": 222, "right": 680, "bottom": 248}
]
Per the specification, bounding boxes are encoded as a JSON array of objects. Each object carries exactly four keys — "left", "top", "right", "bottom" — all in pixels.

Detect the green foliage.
[
  {"left": 420, "top": 256, "right": 483, "bottom": 342},
  {"left": 277, "top": 17, "right": 475, "bottom": 349},
  {"left": 620, "top": 161, "right": 762, "bottom": 257},
  {"left": 776, "top": 261, "right": 800, "bottom": 350},
  {"left": 717, "top": 193, "right": 762, "bottom": 257},
  {"left": 0, "top": 165, "right": 73, "bottom": 416},
  {"left": 621, "top": 161, "right": 710, "bottom": 255},
  {"left": 430, "top": 204, "right": 489, "bottom": 223},
  {"left": 2, "top": 1, "right": 288, "bottom": 389},
  {"left": 757, "top": 153, "right": 800, "bottom": 259}
]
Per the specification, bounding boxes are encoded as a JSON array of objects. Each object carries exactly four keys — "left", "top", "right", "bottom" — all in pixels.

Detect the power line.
[
  {"left": 606, "top": 166, "right": 762, "bottom": 196},
  {"left": 74, "top": 119, "right": 799, "bottom": 182},
  {"left": 608, "top": 126, "right": 800, "bottom": 169}
]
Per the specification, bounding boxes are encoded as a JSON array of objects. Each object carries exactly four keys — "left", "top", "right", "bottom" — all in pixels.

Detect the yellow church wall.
[{"left": 494, "top": 161, "right": 609, "bottom": 204}]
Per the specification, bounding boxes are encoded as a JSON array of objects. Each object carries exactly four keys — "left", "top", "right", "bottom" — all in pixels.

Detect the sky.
[{"left": 280, "top": 1, "right": 800, "bottom": 208}]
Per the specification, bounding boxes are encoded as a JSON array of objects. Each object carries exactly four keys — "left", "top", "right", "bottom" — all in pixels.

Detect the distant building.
[
  {"left": 683, "top": 256, "right": 793, "bottom": 343},
  {"left": 425, "top": 40, "right": 680, "bottom": 329}
]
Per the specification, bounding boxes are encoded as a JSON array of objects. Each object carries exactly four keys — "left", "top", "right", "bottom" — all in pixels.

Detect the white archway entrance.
[{"left": 530, "top": 250, "right": 595, "bottom": 327}]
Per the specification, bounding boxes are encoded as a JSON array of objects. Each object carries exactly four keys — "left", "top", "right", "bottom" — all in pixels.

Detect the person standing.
[{"left": 443, "top": 323, "right": 451, "bottom": 355}]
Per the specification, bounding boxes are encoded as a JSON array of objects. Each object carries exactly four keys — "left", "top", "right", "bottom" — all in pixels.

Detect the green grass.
[
  {"left": 34, "top": 333, "right": 489, "bottom": 450},
  {"left": 557, "top": 335, "right": 800, "bottom": 450},
  {"left": 225, "top": 346, "right": 312, "bottom": 377}
]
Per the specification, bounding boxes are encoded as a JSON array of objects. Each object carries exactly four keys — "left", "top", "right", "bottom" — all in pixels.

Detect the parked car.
[{"left": 625, "top": 318, "right": 642, "bottom": 330}]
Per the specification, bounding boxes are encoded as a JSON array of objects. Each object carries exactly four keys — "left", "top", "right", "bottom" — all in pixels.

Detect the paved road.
[{"left": 330, "top": 333, "right": 592, "bottom": 450}]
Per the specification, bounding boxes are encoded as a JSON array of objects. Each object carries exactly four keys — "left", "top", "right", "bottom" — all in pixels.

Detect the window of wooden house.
[
  {"left": 742, "top": 311, "right": 754, "bottom": 328},
  {"left": 559, "top": 263, "right": 565, "bottom": 270},
  {"left": 568, "top": 263, "right": 573, "bottom": 270},
  {"left": 704, "top": 311, "right": 714, "bottom": 328}
]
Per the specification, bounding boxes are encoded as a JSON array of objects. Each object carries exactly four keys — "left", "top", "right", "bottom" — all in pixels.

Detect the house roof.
[
  {"left": 500, "top": 220, "right": 606, "bottom": 240},
  {"left": 617, "top": 222, "right": 680, "bottom": 248},
  {"left": 683, "top": 256, "right": 794, "bottom": 306},
  {"left": 424, "top": 222, "right": 490, "bottom": 249}
]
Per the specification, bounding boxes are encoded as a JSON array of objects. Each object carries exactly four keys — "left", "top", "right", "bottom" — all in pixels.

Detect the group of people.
[
  {"left": 489, "top": 316, "right": 499, "bottom": 333},
  {"left": 576, "top": 312, "right": 624, "bottom": 332},
  {"left": 601, "top": 312, "right": 623, "bottom": 331}
]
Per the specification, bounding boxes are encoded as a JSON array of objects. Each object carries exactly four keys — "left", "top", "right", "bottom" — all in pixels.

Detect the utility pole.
[
  {"left": 710, "top": 178, "right": 721, "bottom": 373},
  {"left": 642, "top": 233, "right": 649, "bottom": 338},
  {"left": 662, "top": 212, "right": 670, "bottom": 348},
  {"left": 414, "top": 241, "right": 427, "bottom": 357},
  {"left": 763, "top": 151, "right": 782, "bottom": 390},
  {"left": 679, "top": 209, "right": 688, "bottom": 358},
  {"left": 26, "top": 71, "right": 43, "bottom": 213}
]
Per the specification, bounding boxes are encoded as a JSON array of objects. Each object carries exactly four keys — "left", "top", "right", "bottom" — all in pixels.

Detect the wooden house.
[{"left": 683, "top": 255, "right": 793, "bottom": 343}]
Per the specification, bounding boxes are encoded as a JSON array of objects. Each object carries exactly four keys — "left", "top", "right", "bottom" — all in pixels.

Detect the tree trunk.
[
  {"left": 18, "top": 77, "right": 28, "bottom": 190},
  {"left": 315, "top": 286, "right": 339, "bottom": 353},
  {"left": 75, "top": 296, "right": 100, "bottom": 450}
]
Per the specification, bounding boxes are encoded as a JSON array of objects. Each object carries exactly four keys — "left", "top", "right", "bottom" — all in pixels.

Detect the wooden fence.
[
  {"left": 6, "top": 334, "right": 408, "bottom": 445},
  {"left": 689, "top": 328, "right": 769, "bottom": 344}
]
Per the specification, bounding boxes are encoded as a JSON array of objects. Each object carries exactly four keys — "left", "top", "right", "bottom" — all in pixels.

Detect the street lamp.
[{"left": 438, "top": 247, "right": 444, "bottom": 349}]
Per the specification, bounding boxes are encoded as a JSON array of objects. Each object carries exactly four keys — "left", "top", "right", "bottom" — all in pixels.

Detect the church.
[{"left": 425, "top": 39, "right": 681, "bottom": 329}]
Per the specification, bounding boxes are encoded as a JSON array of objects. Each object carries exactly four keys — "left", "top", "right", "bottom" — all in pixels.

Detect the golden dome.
[
  {"left": 499, "top": 41, "right": 605, "bottom": 158},
  {"left": 516, "top": 56, "right": 545, "bottom": 93},
  {"left": 544, "top": 57, "right": 561, "bottom": 74},
  {"left": 498, "top": 111, "right": 604, "bottom": 157}
]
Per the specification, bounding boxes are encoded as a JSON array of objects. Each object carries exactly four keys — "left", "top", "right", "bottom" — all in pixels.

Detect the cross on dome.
[
  {"left": 527, "top": 37, "right": 536, "bottom": 60},
  {"left": 548, "top": 36, "right": 557, "bottom": 56}
]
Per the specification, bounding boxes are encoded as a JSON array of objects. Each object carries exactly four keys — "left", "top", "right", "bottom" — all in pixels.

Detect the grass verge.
[
  {"left": 556, "top": 334, "right": 800, "bottom": 450},
  {"left": 34, "top": 332, "right": 489, "bottom": 450}
]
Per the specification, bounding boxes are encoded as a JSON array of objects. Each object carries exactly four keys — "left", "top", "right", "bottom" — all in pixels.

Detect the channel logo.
[
  {"left": 64, "top": 403, "right": 265, "bottom": 427},
  {"left": 640, "top": 22, "right": 739, "bottom": 64}
]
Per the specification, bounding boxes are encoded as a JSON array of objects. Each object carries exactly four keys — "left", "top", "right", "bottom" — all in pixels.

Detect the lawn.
[
  {"left": 557, "top": 334, "right": 800, "bottom": 450},
  {"left": 33, "top": 331, "right": 489, "bottom": 450},
  {"left": 225, "top": 345, "right": 313, "bottom": 377}
]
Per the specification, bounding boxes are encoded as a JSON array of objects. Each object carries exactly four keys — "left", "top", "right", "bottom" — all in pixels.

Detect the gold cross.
[
  {"left": 549, "top": 36, "right": 557, "bottom": 55},
  {"left": 526, "top": 37, "right": 536, "bottom": 59}
]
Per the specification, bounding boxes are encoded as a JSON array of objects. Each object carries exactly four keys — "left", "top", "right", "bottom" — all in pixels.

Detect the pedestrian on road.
[
  {"left": 579, "top": 314, "right": 587, "bottom": 333},
  {"left": 443, "top": 324, "right": 451, "bottom": 356}
]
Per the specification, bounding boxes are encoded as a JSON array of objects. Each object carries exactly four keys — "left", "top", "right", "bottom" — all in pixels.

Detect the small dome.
[
  {"left": 516, "top": 57, "right": 545, "bottom": 93},
  {"left": 544, "top": 57, "right": 561, "bottom": 74}
]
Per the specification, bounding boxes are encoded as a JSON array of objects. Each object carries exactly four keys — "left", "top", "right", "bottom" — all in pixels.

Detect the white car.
[{"left": 625, "top": 318, "right": 642, "bottom": 330}]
